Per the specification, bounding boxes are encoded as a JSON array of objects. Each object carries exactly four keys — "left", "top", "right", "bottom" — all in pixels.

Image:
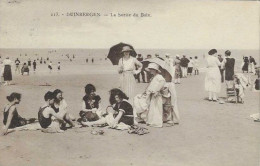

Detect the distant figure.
[
  {"left": 15, "top": 58, "right": 21, "bottom": 74},
  {"left": 136, "top": 54, "right": 146, "bottom": 83},
  {"left": 44, "top": 60, "right": 46, "bottom": 64},
  {"left": 255, "top": 69, "right": 260, "bottom": 90},
  {"left": 47, "top": 57, "right": 49, "bottom": 61},
  {"left": 28, "top": 59, "right": 31, "bottom": 67},
  {"left": 48, "top": 61, "right": 52, "bottom": 72},
  {"left": 86, "top": 58, "right": 88, "bottom": 63},
  {"left": 249, "top": 56, "right": 256, "bottom": 74},
  {"left": 222, "top": 50, "right": 235, "bottom": 89},
  {"left": 194, "top": 56, "right": 199, "bottom": 75},
  {"left": 174, "top": 55, "right": 181, "bottom": 84},
  {"left": 33, "top": 60, "right": 37, "bottom": 71},
  {"left": 3, "top": 57, "right": 13, "bottom": 85},
  {"left": 21, "top": 63, "right": 29, "bottom": 75},
  {"left": 57, "top": 62, "right": 61, "bottom": 70},
  {"left": 180, "top": 55, "right": 190, "bottom": 78},
  {"left": 146, "top": 54, "right": 152, "bottom": 82},
  {"left": 92, "top": 58, "right": 94, "bottom": 63},
  {"left": 217, "top": 54, "right": 224, "bottom": 82},
  {"left": 187, "top": 57, "right": 194, "bottom": 75},
  {"left": 73, "top": 55, "right": 75, "bottom": 59},
  {"left": 242, "top": 56, "right": 249, "bottom": 73}
]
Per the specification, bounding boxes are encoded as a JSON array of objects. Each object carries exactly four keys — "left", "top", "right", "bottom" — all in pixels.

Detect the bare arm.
[
  {"left": 3, "top": 106, "right": 15, "bottom": 135},
  {"left": 111, "top": 111, "right": 123, "bottom": 128}
]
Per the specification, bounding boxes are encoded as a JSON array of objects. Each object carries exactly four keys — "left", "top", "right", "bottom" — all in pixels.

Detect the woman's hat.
[
  {"left": 176, "top": 54, "right": 180, "bottom": 58},
  {"left": 146, "top": 63, "right": 161, "bottom": 73},
  {"left": 121, "top": 46, "right": 133, "bottom": 53}
]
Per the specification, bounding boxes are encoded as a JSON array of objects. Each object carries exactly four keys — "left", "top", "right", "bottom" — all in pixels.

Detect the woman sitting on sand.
[
  {"left": 2, "top": 93, "right": 36, "bottom": 135},
  {"left": 21, "top": 62, "right": 29, "bottom": 75},
  {"left": 38, "top": 91, "right": 66, "bottom": 132},
  {"left": 78, "top": 84, "right": 106, "bottom": 123},
  {"left": 133, "top": 63, "right": 166, "bottom": 128},
  {"left": 81, "top": 88, "right": 134, "bottom": 128}
]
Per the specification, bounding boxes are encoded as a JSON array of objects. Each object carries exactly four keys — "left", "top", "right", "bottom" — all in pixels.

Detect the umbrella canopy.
[
  {"left": 107, "top": 43, "right": 137, "bottom": 65},
  {"left": 142, "top": 58, "right": 173, "bottom": 82}
]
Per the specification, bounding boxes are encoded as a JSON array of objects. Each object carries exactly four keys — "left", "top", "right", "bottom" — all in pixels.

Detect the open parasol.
[{"left": 107, "top": 43, "right": 137, "bottom": 65}]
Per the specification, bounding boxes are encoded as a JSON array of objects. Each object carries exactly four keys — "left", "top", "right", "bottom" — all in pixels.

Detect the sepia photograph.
[{"left": 0, "top": 0, "right": 259, "bottom": 166}]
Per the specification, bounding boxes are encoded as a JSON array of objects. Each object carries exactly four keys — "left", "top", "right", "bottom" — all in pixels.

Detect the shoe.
[
  {"left": 208, "top": 99, "right": 212, "bottom": 101},
  {"left": 213, "top": 100, "right": 217, "bottom": 102}
]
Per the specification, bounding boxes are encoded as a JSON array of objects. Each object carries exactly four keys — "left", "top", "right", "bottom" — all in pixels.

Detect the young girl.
[
  {"left": 2, "top": 93, "right": 35, "bottom": 135},
  {"left": 81, "top": 88, "right": 134, "bottom": 128},
  {"left": 78, "top": 84, "right": 105, "bottom": 122}
]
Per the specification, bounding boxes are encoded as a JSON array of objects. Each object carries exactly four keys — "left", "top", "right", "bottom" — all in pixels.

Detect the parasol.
[{"left": 107, "top": 42, "right": 137, "bottom": 65}]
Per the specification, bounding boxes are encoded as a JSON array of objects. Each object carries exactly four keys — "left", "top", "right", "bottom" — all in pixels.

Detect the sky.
[{"left": 0, "top": 0, "right": 259, "bottom": 49}]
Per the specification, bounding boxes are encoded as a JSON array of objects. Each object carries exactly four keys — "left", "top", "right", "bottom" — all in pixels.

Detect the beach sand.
[{"left": 0, "top": 60, "right": 259, "bottom": 166}]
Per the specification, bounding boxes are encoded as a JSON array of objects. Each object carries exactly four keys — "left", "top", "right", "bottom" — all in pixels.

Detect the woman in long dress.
[
  {"left": 242, "top": 56, "right": 249, "bottom": 73},
  {"left": 205, "top": 49, "right": 221, "bottom": 101},
  {"left": 118, "top": 46, "right": 143, "bottom": 101},
  {"left": 174, "top": 55, "right": 181, "bottom": 84},
  {"left": 3, "top": 57, "right": 12, "bottom": 86},
  {"left": 134, "top": 63, "right": 166, "bottom": 127}
]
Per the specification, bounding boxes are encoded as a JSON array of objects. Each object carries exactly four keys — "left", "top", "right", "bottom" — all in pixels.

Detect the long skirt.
[
  {"left": 205, "top": 67, "right": 221, "bottom": 93},
  {"left": 3, "top": 65, "right": 12, "bottom": 81},
  {"left": 119, "top": 71, "right": 136, "bottom": 101}
]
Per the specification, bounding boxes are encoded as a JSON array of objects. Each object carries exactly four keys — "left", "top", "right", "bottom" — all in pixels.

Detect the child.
[
  {"left": 38, "top": 91, "right": 65, "bottom": 132},
  {"left": 233, "top": 73, "right": 249, "bottom": 103},
  {"left": 81, "top": 88, "right": 134, "bottom": 128},
  {"left": 2, "top": 93, "right": 35, "bottom": 135},
  {"left": 78, "top": 84, "right": 106, "bottom": 123}
]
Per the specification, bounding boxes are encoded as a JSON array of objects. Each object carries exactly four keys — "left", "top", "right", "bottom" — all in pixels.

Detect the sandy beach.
[{"left": 0, "top": 58, "right": 259, "bottom": 166}]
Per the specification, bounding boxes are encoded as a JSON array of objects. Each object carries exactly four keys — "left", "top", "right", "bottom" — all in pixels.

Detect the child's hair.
[
  {"left": 85, "top": 84, "right": 96, "bottom": 94},
  {"left": 44, "top": 91, "right": 55, "bottom": 101},
  {"left": 109, "top": 88, "right": 128, "bottom": 105},
  {"left": 7, "top": 93, "right": 21, "bottom": 102}
]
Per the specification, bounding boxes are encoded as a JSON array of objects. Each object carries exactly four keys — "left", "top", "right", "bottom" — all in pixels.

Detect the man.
[
  {"left": 180, "top": 55, "right": 190, "bottom": 78},
  {"left": 222, "top": 50, "right": 235, "bottom": 89},
  {"left": 136, "top": 54, "right": 146, "bottom": 83},
  {"left": 218, "top": 54, "right": 224, "bottom": 83},
  {"left": 52, "top": 89, "right": 76, "bottom": 128},
  {"left": 15, "top": 58, "right": 21, "bottom": 73}
]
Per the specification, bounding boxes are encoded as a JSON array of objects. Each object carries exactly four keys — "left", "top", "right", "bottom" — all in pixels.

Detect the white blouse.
[{"left": 118, "top": 56, "right": 143, "bottom": 74}]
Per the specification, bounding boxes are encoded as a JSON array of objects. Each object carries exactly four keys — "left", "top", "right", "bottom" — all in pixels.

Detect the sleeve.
[
  {"left": 119, "top": 101, "right": 133, "bottom": 115},
  {"left": 134, "top": 58, "right": 143, "bottom": 74}
]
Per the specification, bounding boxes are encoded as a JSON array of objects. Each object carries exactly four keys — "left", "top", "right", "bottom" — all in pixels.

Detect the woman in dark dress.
[
  {"left": 78, "top": 84, "right": 104, "bottom": 122},
  {"left": 223, "top": 50, "right": 235, "bottom": 89},
  {"left": 242, "top": 56, "right": 249, "bottom": 73},
  {"left": 81, "top": 88, "right": 134, "bottom": 128},
  {"left": 2, "top": 93, "right": 28, "bottom": 135}
]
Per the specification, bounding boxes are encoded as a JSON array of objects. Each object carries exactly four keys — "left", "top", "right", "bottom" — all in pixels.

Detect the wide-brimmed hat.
[
  {"left": 121, "top": 46, "right": 133, "bottom": 53},
  {"left": 146, "top": 63, "right": 161, "bottom": 73},
  {"left": 175, "top": 54, "right": 180, "bottom": 58}
]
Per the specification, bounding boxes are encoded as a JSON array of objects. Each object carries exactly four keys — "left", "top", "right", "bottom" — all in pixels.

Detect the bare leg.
[{"left": 81, "top": 117, "right": 107, "bottom": 126}]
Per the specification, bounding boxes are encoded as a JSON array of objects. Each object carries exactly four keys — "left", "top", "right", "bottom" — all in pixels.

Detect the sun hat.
[
  {"left": 146, "top": 63, "right": 161, "bottom": 73},
  {"left": 176, "top": 54, "right": 180, "bottom": 58},
  {"left": 121, "top": 46, "right": 133, "bottom": 53}
]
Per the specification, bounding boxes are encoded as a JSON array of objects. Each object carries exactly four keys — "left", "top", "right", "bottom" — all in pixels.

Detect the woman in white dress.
[
  {"left": 118, "top": 46, "right": 143, "bottom": 101},
  {"left": 134, "top": 63, "right": 166, "bottom": 127},
  {"left": 205, "top": 49, "right": 221, "bottom": 101}
]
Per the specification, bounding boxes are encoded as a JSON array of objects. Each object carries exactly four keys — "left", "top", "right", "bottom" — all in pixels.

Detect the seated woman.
[
  {"left": 21, "top": 63, "right": 29, "bottom": 75},
  {"left": 2, "top": 93, "right": 36, "bottom": 135},
  {"left": 38, "top": 91, "right": 66, "bottom": 132},
  {"left": 81, "top": 88, "right": 134, "bottom": 128},
  {"left": 133, "top": 63, "right": 166, "bottom": 128},
  {"left": 78, "top": 84, "right": 106, "bottom": 122}
]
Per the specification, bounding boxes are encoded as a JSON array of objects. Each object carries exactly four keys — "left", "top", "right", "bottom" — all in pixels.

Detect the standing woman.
[
  {"left": 205, "top": 49, "right": 221, "bottom": 101},
  {"left": 3, "top": 57, "right": 13, "bottom": 86},
  {"left": 118, "top": 46, "right": 143, "bottom": 101},
  {"left": 242, "top": 56, "right": 249, "bottom": 73},
  {"left": 174, "top": 55, "right": 181, "bottom": 84}
]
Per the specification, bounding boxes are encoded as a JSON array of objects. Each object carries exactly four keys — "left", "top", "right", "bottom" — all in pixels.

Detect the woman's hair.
[
  {"left": 85, "top": 84, "right": 96, "bottom": 94},
  {"left": 44, "top": 91, "right": 55, "bottom": 101},
  {"left": 7, "top": 93, "right": 21, "bottom": 102},
  {"left": 109, "top": 88, "right": 128, "bottom": 105},
  {"left": 225, "top": 50, "right": 231, "bottom": 56},
  {"left": 208, "top": 49, "right": 217, "bottom": 55}
]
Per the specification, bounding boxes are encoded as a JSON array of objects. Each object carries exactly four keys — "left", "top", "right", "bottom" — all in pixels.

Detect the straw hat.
[
  {"left": 146, "top": 63, "right": 161, "bottom": 73},
  {"left": 121, "top": 46, "right": 133, "bottom": 53},
  {"left": 176, "top": 54, "right": 180, "bottom": 58}
]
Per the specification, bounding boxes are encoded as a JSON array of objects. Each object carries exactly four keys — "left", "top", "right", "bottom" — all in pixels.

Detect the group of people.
[{"left": 205, "top": 49, "right": 258, "bottom": 103}]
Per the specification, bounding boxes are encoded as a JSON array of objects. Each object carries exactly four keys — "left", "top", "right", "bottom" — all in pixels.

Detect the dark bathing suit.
[{"left": 38, "top": 106, "right": 52, "bottom": 128}]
